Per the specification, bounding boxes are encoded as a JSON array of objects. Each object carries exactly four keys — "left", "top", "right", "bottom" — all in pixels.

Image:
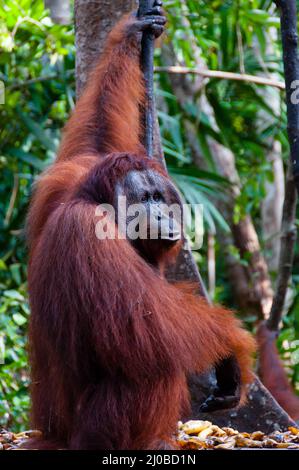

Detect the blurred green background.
[{"left": 0, "top": 0, "right": 298, "bottom": 431}]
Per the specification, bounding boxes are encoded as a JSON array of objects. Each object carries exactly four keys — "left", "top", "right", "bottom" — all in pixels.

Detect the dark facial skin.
[{"left": 115, "top": 170, "right": 183, "bottom": 267}]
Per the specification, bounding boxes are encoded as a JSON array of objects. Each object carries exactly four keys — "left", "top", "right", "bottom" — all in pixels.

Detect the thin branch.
[
  {"left": 9, "top": 68, "right": 284, "bottom": 93},
  {"left": 11, "top": 16, "right": 45, "bottom": 40},
  {"left": 7, "top": 69, "right": 75, "bottom": 91},
  {"left": 7, "top": 75, "right": 57, "bottom": 91},
  {"left": 236, "top": 22, "right": 245, "bottom": 74},
  {"left": 155, "top": 66, "right": 285, "bottom": 90},
  {"left": 4, "top": 174, "right": 19, "bottom": 227}
]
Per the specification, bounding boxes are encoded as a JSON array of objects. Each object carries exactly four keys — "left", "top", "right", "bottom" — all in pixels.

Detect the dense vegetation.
[{"left": 0, "top": 0, "right": 298, "bottom": 431}]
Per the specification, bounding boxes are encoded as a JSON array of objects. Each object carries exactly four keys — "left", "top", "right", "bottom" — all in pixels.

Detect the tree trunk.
[
  {"left": 262, "top": 142, "right": 285, "bottom": 273},
  {"left": 253, "top": 27, "right": 285, "bottom": 275},
  {"left": 210, "top": 138, "right": 274, "bottom": 319},
  {"left": 75, "top": 0, "right": 138, "bottom": 97}
]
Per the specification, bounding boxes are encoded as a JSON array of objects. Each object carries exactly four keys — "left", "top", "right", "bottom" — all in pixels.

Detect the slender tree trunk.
[
  {"left": 252, "top": 27, "right": 285, "bottom": 275},
  {"left": 209, "top": 138, "right": 274, "bottom": 319},
  {"left": 267, "top": 167, "right": 297, "bottom": 330},
  {"left": 262, "top": 144, "right": 285, "bottom": 273}
]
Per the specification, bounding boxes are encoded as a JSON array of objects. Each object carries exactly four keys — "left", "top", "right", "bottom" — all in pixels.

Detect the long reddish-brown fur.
[
  {"left": 257, "top": 323, "right": 299, "bottom": 421},
  {"left": 57, "top": 15, "right": 145, "bottom": 161},
  {"left": 26, "top": 13, "right": 256, "bottom": 450}
]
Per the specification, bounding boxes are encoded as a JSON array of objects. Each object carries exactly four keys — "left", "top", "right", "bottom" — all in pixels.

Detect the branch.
[
  {"left": 7, "top": 75, "right": 57, "bottom": 91},
  {"left": 155, "top": 66, "right": 285, "bottom": 90},
  {"left": 7, "top": 69, "right": 74, "bottom": 91},
  {"left": 4, "top": 174, "right": 19, "bottom": 227}
]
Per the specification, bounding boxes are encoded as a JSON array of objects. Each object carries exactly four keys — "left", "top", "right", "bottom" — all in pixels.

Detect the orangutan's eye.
[{"left": 141, "top": 193, "right": 149, "bottom": 202}]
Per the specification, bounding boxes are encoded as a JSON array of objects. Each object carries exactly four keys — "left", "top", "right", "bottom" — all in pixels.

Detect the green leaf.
[
  {"left": 5, "top": 147, "right": 47, "bottom": 171},
  {"left": 12, "top": 313, "right": 27, "bottom": 327},
  {"left": 17, "top": 109, "right": 58, "bottom": 153},
  {"left": 10, "top": 264, "right": 22, "bottom": 286},
  {"left": 0, "top": 259, "right": 7, "bottom": 270},
  {"left": 3, "top": 290, "right": 24, "bottom": 302},
  {"left": 244, "top": 9, "right": 269, "bottom": 24}
]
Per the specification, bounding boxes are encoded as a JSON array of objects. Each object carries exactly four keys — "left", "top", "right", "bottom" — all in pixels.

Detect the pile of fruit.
[
  {"left": 177, "top": 420, "right": 299, "bottom": 449},
  {"left": 2, "top": 422, "right": 299, "bottom": 450},
  {"left": 0, "top": 429, "right": 41, "bottom": 450}
]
